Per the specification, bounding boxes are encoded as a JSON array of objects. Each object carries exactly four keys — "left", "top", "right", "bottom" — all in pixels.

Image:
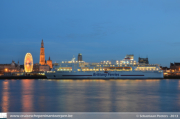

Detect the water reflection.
[
  {"left": 65, "top": 80, "right": 86, "bottom": 111},
  {"left": 1, "top": 81, "right": 9, "bottom": 112},
  {"left": 177, "top": 80, "right": 180, "bottom": 108},
  {"left": 37, "top": 81, "right": 46, "bottom": 112},
  {"left": 56, "top": 79, "right": 162, "bottom": 111},
  {"left": 21, "top": 80, "right": 34, "bottom": 112},
  {"left": 0, "top": 79, "right": 180, "bottom": 112},
  {"left": 98, "top": 81, "right": 111, "bottom": 111}
]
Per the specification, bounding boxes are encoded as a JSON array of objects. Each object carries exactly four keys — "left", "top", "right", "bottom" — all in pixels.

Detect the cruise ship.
[{"left": 45, "top": 55, "right": 163, "bottom": 79}]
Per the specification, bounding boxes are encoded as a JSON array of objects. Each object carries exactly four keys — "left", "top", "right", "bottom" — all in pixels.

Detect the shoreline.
[
  {"left": 0, "top": 75, "right": 47, "bottom": 79},
  {"left": 0, "top": 76, "right": 179, "bottom": 79}
]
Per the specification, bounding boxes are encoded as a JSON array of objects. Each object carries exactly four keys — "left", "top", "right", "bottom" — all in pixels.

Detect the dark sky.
[{"left": 1, "top": 0, "right": 180, "bottom": 67}]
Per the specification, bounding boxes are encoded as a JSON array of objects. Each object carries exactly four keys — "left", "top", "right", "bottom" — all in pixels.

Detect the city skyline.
[{"left": 1, "top": 0, "right": 180, "bottom": 67}]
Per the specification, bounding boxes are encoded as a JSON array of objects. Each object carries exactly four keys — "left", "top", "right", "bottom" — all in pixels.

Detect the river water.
[{"left": 0, "top": 79, "right": 180, "bottom": 112}]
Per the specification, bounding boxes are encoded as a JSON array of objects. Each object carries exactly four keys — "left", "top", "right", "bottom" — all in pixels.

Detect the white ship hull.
[{"left": 45, "top": 71, "right": 164, "bottom": 79}]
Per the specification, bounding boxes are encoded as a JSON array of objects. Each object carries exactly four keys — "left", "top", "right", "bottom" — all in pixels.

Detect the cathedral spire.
[
  {"left": 39, "top": 39, "right": 45, "bottom": 65},
  {"left": 41, "top": 39, "right": 44, "bottom": 48}
]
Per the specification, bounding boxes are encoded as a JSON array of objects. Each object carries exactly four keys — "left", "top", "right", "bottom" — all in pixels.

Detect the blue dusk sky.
[{"left": 0, "top": 0, "right": 180, "bottom": 67}]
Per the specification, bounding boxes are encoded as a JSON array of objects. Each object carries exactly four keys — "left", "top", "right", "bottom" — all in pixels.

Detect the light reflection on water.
[
  {"left": 21, "top": 80, "right": 34, "bottom": 112},
  {"left": 0, "top": 79, "right": 180, "bottom": 112},
  {"left": 1, "top": 81, "right": 9, "bottom": 112}
]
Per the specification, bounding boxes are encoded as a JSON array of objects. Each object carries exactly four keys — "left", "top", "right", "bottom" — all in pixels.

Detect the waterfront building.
[
  {"left": 33, "top": 63, "right": 50, "bottom": 72},
  {"left": 33, "top": 63, "right": 40, "bottom": 72},
  {"left": 47, "top": 56, "right": 52, "bottom": 69},
  {"left": 138, "top": 57, "right": 149, "bottom": 64},
  {"left": 160, "top": 63, "right": 180, "bottom": 76},
  {"left": 38, "top": 39, "right": 52, "bottom": 71},
  {"left": 160, "top": 66, "right": 171, "bottom": 76},
  {"left": 39, "top": 65, "right": 50, "bottom": 71},
  {"left": 78, "top": 53, "right": 82, "bottom": 61},
  {"left": 0, "top": 60, "right": 23, "bottom": 75},
  {"left": 170, "top": 62, "right": 180, "bottom": 71},
  {"left": 39, "top": 39, "right": 45, "bottom": 65}
]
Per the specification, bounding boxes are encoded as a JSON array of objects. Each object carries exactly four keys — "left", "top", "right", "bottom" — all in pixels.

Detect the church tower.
[
  {"left": 47, "top": 56, "right": 53, "bottom": 69},
  {"left": 39, "top": 39, "right": 45, "bottom": 65}
]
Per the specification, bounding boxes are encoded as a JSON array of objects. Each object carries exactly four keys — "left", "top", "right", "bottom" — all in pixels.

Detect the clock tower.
[{"left": 39, "top": 39, "right": 45, "bottom": 65}]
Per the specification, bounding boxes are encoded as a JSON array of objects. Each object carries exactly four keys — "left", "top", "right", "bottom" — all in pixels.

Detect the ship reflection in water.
[{"left": 0, "top": 79, "right": 180, "bottom": 112}]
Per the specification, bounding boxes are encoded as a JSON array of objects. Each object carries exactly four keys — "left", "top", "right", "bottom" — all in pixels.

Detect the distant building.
[
  {"left": 47, "top": 56, "right": 52, "bottom": 69},
  {"left": 33, "top": 63, "right": 40, "bottom": 72},
  {"left": 39, "top": 65, "right": 50, "bottom": 71},
  {"left": 160, "top": 66, "right": 170, "bottom": 72},
  {"left": 39, "top": 39, "right": 45, "bottom": 65},
  {"left": 160, "top": 66, "right": 171, "bottom": 76},
  {"left": 138, "top": 57, "right": 149, "bottom": 64},
  {"left": 170, "top": 62, "right": 180, "bottom": 71},
  {"left": 78, "top": 53, "right": 82, "bottom": 61},
  {"left": 33, "top": 63, "right": 51, "bottom": 72},
  {"left": 20, "top": 65, "right": 24, "bottom": 71},
  {"left": 159, "top": 63, "right": 180, "bottom": 76},
  {"left": 0, "top": 60, "right": 22, "bottom": 75},
  {"left": 38, "top": 39, "right": 53, "bottom": 71}
]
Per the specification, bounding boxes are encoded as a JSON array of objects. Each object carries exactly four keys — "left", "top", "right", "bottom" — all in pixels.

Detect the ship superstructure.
[{"left": 45, "top": 55, "right": 163, "bottom": 79}]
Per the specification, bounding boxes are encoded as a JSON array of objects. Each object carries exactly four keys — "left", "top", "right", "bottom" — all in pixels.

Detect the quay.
[
  {"left": 0, "top": 75, "right": 179, "bottom": 79},
  {"left": 0, "top": 75, "right": 47, "bottom": 79}
]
